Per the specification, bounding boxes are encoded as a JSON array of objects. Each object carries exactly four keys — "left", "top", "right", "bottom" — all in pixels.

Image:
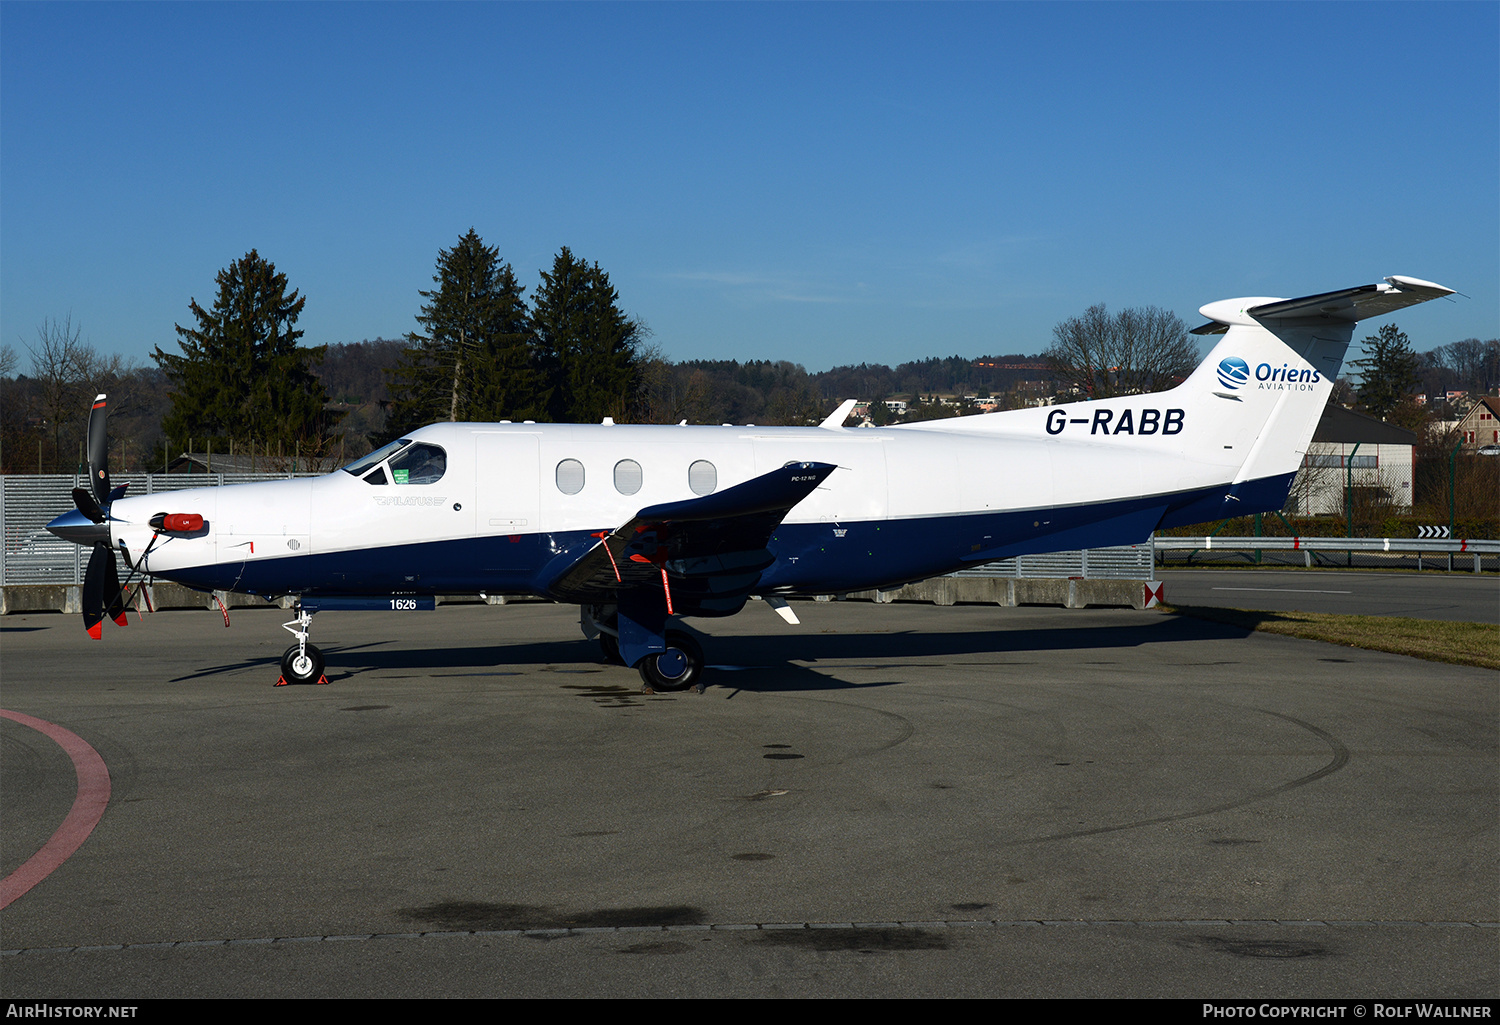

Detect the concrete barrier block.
[
  {"left": 1012, "top": 579, "right": 1072, "bottom": 607},
  {"left": 843, "top": 576, "right": 1154, "bottom": 610},
  {"left": 137, "top": 583, "right": 275, "bottom": 610},
  {"left": 1070, "top": 579, "right": 1154, "bottom": 609},
  {"left": 0, "top": 584, "right": 80, "bottom": 615},
  {"left": 215, "top": 589, "right": 276, "bottom": 610},
  {"left": 140, "top": 582, "right": 202, "bottom": 609}
]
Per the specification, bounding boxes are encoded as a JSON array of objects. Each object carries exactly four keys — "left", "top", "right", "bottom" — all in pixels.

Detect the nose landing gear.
[{"left": 277, "top": 606, "right": 328, "bottom": 686}]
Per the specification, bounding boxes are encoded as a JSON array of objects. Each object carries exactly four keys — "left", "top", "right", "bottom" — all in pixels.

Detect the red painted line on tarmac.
[{"left": 0, "top": 709, "right": 111, "bottom": 909}]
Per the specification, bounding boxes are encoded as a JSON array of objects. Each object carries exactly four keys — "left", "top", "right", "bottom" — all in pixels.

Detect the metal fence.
[
  {"left": 0, "top": 473, "right": 316, "bottom": 585},
  {"left": 954, "top": 542, "right": 1155, "bottom": 580}
]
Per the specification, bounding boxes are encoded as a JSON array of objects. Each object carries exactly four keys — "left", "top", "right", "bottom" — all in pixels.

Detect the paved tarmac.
[
  {"left": 1158, "top": 569, "right": 1498, "bottom": 623},
  {"left": 1, "top": 589, "right": 1495, "bottom": 998},
  {"left": 1157, "top": 548, "right": 1496, "bottom": 575}
]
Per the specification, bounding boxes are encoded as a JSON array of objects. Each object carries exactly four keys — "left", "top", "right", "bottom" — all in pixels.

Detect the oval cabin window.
[
  {"left": 556, "top": 458, "right": 585, "bottom": 495},
  {"left": 613, "top": 459, "right": 643, "bottom": 495},
  {"left": 688, "top": 459, "right": 717, "bottom": 496}
]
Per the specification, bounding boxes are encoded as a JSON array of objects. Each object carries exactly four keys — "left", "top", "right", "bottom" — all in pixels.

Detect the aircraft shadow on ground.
[{"left": 245, "top": 611, "right": 1258, "bottom": 694}]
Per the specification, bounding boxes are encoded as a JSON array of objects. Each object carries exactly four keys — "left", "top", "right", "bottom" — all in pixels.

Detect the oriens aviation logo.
[
  {"left": 1217, "top": 357, "right": 1251, "bottom": 390},
  {"left": 1215, "top": 356, "right": 1325, "bottom": 392}
]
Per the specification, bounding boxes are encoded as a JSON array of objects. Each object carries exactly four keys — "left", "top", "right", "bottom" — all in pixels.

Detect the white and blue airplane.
[{"left": 47, "top": 275, "right": 1453, "bottom": 689}]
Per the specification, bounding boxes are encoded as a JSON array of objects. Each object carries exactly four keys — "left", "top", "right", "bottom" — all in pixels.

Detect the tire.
[
  {"left": 637, "top": 630, "right": 704, "bottom": 692},
  {"left": 280, "top": 643, "right": 326, "bottom": 684}
]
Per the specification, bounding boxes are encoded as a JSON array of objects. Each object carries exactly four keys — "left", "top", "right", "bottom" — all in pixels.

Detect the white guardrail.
[{"left": 1154, "top": 536, "right": 1499, "bottom": 554}]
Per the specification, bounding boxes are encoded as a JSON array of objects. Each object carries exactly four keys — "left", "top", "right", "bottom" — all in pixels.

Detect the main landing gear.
[
  {"left": 638, "top": 631, "right": 705, "bottom": 693},
  {"left": 278, "top": 606, "right": 328, "bottom": 686},
  {"left": 583, "top": 603, "right": 706, "bottom": 693}
]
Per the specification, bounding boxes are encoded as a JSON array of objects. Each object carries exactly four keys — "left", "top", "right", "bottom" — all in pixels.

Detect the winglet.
[{"left": 820, "top": 399, "right": 857, "bottom": 430}]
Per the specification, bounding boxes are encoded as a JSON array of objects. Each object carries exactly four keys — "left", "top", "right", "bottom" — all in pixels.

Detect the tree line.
[{"left": 2, "top": 236, "right": 1495, "bottom": 480}]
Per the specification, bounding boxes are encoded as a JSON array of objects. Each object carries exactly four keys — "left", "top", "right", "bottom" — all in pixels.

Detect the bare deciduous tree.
[
  {"left": 1046, "top": 304, "right": 1198, "bottom": 399},
  {"left": 27, "top": 315, "right": 89, "bottom": 465},
  {"left": 1435, "top": 338, "right": 1500, "bottom": 395},
  {"left": 25, "top": 315, "right": 131, "bottom": 470}
]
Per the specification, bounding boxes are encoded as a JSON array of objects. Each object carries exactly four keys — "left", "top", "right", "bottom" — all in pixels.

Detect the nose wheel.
[
  {"left": 279, "top": 643, "right": 326, "bottom": 685},
  {"left": 277, "top": 606, "right": 329, "bottom": 686}
]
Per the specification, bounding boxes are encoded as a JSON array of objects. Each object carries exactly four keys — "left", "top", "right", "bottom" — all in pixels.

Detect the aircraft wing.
[{"left": 545, "top": 461, "right": 837, "bottom": 615}]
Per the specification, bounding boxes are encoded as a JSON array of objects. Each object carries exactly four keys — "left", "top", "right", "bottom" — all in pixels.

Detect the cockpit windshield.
[
  {"left": 342, "top": 439, "right": 411, "bottom": 477},
  {"left": 342, "top": 438, "right": 446, "bottom": 485},
  {"left": 388, "top": 443, "right": 446, "bottom": 484}
]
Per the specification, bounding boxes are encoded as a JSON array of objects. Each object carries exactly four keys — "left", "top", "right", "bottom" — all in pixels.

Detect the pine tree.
[
  {"left": 1353, "top": 323, "right": 1420, "bottom": 420},
  {"left": 531, "top": 247, "right": 641, "bottom": 423},
  {"left": 153, "top": 251, "right": 331, "bottom": 452},
  {"left": 385, "top": 230, "right": 538, "bottom": 436}
]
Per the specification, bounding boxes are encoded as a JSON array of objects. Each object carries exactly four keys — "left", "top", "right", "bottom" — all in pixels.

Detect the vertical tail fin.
[
  {"left": 1186, "top": 275, "right": 1453, "bottom": 488},
  {"left": 895, "top": 275, "right": 1454, "bottom": 528}
]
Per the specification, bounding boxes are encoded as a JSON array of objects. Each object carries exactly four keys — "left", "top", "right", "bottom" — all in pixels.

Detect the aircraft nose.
[{"left": 46, "top": 508, "right": 110, "bottom": 546}]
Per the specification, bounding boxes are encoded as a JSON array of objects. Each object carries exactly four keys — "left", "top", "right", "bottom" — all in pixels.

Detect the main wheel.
[
  {"left": 280, "top": 643, "right": 326, "bottom": 684},
  {"left": 637, "top": 630, "right": 704, "bottom": 692}
]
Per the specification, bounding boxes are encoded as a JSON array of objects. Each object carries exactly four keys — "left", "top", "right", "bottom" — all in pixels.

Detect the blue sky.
[{"left": 3, "top": 2, "right": 1495, "bottom": 374}]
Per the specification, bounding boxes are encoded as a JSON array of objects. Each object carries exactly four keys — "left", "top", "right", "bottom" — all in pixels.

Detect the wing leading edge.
[{"left": 545, "top": 460, "right": 837, "bottom": 616}]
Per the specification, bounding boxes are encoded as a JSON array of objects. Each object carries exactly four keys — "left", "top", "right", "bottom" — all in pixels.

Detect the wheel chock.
[{"left": 274, "top": 674, "right": 330, "bottom": 687}]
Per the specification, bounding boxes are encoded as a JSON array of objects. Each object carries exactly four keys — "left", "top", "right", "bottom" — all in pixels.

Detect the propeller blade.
[
  {"left": 71, "top": 486, "right": 106, "bottom": 525},
  {"left": 83, "top": 544, "right": 108, "bottom": 639},
  {"left": 103, "top": 546, "right": 128, "bottom": 627},
  {"left": 87, "top": 394, "right": 110, "bottom": 507}
]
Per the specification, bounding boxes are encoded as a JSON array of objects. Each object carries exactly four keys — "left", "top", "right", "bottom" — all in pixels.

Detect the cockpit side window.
[{"left": 388, "top": 443, "right": 446, "bottom": 485}]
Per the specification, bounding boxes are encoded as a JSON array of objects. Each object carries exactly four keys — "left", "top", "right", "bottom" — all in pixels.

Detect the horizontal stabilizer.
[{"left": 1193, "top": 275, "right": 1454, "bottom": 334}]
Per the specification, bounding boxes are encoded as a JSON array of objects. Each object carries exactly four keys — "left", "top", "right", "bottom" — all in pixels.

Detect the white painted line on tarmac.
[{"left": 1212, "top": 587, "right": 1352, "bottom": 594}]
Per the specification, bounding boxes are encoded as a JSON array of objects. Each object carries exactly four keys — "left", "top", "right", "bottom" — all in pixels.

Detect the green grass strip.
[{"left": 1163, "top": 605, "right": 1499, "bottom": 672}]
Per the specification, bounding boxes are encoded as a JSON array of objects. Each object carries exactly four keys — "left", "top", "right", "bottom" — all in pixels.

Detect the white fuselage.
[{"left": 98, "top": 301, "right": 1382, "bottom": 602}]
